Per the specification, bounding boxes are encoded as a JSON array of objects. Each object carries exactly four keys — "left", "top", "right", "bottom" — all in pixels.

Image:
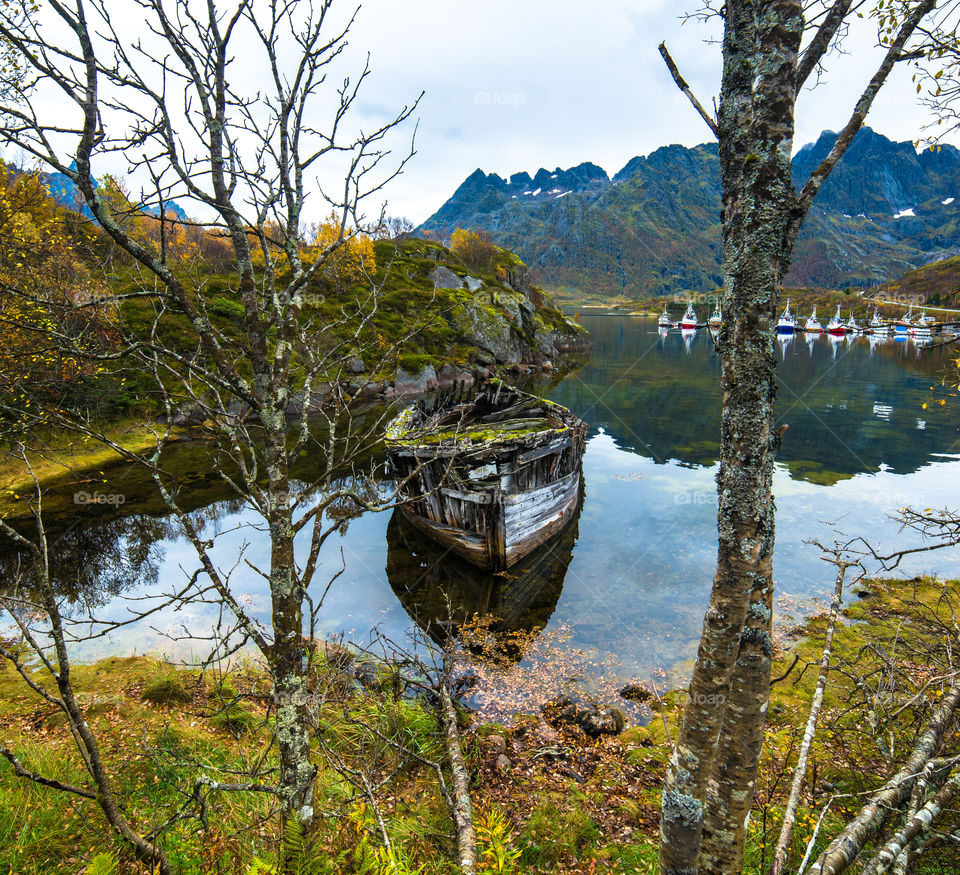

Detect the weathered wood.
[
  {"left": 517, "top": 435, "right": 573, "bottom": 465},
  {"left": 386, "top": 382, "right": 587, "bottom": 570}
]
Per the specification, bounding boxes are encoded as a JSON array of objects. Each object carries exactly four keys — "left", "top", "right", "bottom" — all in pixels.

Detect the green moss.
[{"left": 143, "top": 674, "right": 193, "bottom": 705}]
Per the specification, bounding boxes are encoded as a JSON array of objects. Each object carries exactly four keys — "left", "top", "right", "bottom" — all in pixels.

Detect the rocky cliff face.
[{"left": 418, "top": 128, "right": 960, "bottom": 300}]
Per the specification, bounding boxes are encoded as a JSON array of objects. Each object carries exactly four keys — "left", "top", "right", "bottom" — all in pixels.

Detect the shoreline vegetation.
[
  {"left": 557, "top": 254, "right": 960, "bottom": 319},
  {"left": 1, "top": 575, "right": 955, "bottom": 873},
  {"left": 0, "top": 230, "right": 589, "bottom": 510}
]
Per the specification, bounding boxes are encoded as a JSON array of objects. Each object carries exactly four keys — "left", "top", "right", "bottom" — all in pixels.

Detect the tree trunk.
[
  {"left": 264, "top": 423, "right": 315, "bottom": 837},
  {"left": 659, "top": 3, "right": 802, "bottom": 872}
]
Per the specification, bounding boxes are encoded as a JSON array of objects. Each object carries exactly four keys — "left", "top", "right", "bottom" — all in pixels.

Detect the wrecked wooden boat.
[{"left": 384, "top": 381, "right": 587, "bottom": 572}]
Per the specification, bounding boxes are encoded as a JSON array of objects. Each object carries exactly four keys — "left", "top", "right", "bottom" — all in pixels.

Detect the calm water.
[{"left": 8, "top": 316, "right": 960, "bottom": 686}]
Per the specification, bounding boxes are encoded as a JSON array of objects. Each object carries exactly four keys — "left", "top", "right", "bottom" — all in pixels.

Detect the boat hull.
[{"left": 399, "top": 469, "right": 581, "bottom": 572}]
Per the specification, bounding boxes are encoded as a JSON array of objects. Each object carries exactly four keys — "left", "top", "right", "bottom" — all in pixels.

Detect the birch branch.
[
  {"left": 806, "top": 680, "right": 960, "bottom": 875},
  {"left": 771, "top": 559, "right": 849, "bottom": 875},
  {"left": 658, "top": 42, "right": 719, "bottom": 138},
  {"left": 439, "top": 680, "right": 477, "bottom": 874}
]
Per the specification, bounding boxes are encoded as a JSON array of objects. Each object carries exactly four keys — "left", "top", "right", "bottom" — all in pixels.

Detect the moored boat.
[
  {"left": 894, "top": 304, "right": 913, "bottom": 335},
  {"left": 658, "top": 303, "right": 671, "bottom": 329},
  {"left": 680, "top": 302, "right": 698, "bottom": 329},
  {"left": 869, "top": 310, "right": 887, "bottom": 336},
  {"left": 910, "top": 309, "right": 936, "bottom": 337},
  {"left": 776, "top": 299, "right": 795, "bottom": 334},
  {"left": 826, "top": 305, "right": 846, "bottom": 336},
  {"left": 708, "top": 304, "right": 723, "bottom": 330},
  {"left": 385, "top": 381, "right": 587, "bottom": 572},
  {"left": 804, "top": 307, "right": 823, "bottom": 333}
]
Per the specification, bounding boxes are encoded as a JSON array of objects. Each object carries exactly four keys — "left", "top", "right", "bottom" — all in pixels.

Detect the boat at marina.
[
  {"left": 870, "top": 310, "right": 887, "bottom": 336},
  {"left": 658, "top": 304, "right": 671, "bottom": 329},
  {"left": 385, "top": 381, "right": 587, "bottom": 572},
  {"left": 776, "top": 299, "right": 795, "bottom": 334},
  {"left": 708, "top": 304, "right": 723, "bottom": 330},
  {"left": 826, "top": 306, "right": 846, "bottom": 336},
  {"left": 680, "top": 302, "right": 698, "bottom": 329},
  {"left": 910, "top": 309, "right": 937, "bottom": 338},
  {"left": 844, "top": 314, "right": 862, "bottom": 334},
  {"left": 894, "top": 304, "right": 914, "bottom": 336},
  {"left": 804, "top": 307, "right": 823, "bottom": 333}
]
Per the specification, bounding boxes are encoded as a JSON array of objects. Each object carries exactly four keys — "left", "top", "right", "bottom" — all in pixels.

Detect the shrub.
[
  {"left": 450, "top": 228, "right": 497, "bottom": 273},
  {"left": 143, "top": 674, "right": 192, "bottom": 705}
]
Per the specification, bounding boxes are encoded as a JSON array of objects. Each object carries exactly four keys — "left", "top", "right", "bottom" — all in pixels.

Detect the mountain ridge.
[{"left": 418, "top": 128, "right": 960, "bottom": 302}]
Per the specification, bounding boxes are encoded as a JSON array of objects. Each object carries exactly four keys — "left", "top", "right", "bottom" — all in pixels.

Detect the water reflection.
[
  {"left": 385, "top": 495, "right": 580, "bottom": 653},
  {"left": 3, "top": 317, "right": 960, "bottom": 685}
]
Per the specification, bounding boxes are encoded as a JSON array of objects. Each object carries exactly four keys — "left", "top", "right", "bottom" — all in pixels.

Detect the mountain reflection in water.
[{"left": 3, "top": 316, "right": 960, "bottom": 685}]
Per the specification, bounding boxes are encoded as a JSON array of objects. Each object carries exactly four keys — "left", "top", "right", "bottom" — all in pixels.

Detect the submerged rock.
[{"left": 542, "top": 695, "right": 626, "bottom": 738}]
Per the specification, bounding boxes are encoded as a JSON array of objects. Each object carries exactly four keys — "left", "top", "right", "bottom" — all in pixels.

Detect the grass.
[{"left": 4, "top": 577, "right": 956, "bottom": 872}]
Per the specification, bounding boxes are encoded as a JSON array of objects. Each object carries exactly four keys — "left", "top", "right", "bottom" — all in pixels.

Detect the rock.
[
  {"left": 542, "top": 694, "right": 580, "bottom": 728},
  {"left": 487, "top": 734, "right": 507, "bottom": 757},
  {"left": 464, "top": 275, "right": 483, "bottom": 292},
  {"left": 579, "top": 707, "right": 625, "bottom": 738},
  {"left": 475, "top": 351, "right": 495, "bottom": 366},
  {"left": 355, "top": 380, "right": 385, "bottom": 399},
  {"left": 437, "top": 363, "right": 475, "bottom": 389},
  {"left": 619, "top": 683, "right": 653, "bottom": 703},
  {"left": 541, "top": 695, "right": 625, "bottom": 737},
  {"left": 315, "top": 639, "right": 353, "bottom": 671},
  {"left": 495, "top": 754, "right": 512, "bottom": 772},
  {"left": 344, "top": 355, "right": 366, "bottom": 374},
  {"left": 353, "top": 661, "right": 379, "bottom": 689},
  {"left": 394, "top": 365, "right": 439, "bottom": 396},
  {"left": 542, "top": 359, "right": 554, "bottom": 372},
  {"left": 429, "top": 265, "right": 464, "bottom": 290}
]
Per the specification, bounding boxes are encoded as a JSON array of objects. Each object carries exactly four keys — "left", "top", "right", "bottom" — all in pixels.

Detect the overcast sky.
[{"left": 334, "top": 1, "right": 953, "bottom": 225}]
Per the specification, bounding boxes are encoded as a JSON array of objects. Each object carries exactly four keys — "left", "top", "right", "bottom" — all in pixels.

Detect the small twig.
[{"left": 658, "top": 42, "right": 719, "bottom": 138}]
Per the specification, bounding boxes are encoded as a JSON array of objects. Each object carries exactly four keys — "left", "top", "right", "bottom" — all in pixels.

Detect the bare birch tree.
[
  {"left": 0, "top": 0, "right": 420, "bottom": 854},
  {"left": 657, "top": 2, "right": 943, "bottom": 871}
]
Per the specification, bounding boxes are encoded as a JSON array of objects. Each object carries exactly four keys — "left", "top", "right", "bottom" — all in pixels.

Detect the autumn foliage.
[{"left": 450, "top": 227, "right": 497, "bottom": 272}]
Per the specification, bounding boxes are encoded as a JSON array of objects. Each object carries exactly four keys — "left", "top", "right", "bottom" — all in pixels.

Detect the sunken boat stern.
[{"left": 385, "top": 382, "right": 587, "bottom": 572}]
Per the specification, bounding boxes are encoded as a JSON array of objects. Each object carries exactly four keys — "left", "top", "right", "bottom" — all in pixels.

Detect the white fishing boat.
[
  {"left": 776, "top": 299, "right": 795, "bottom": 334},
  {"left": 658, "top": 304, "right": 671, "bottom": 329},
  {"left": 708, "top": 304, "right": 722, "bottom": 330},
  {"left": 826, "top": 305, "right": 846, "bottom": 336},
  {"left": 804, "top": 308, "right": 823, "bottom": 333},
  {"left": 869, "top": 310, "right": 887, "bottom": 336},
  {"left": 680, "top": 302, "right": 698, "bottom": 330},
  {"left": 910, "top": 309, "right": 936, "bottom": 337},
  {"left": 894, "top": 304, "right": 913, "bottom": 335},
  {"left": 844, "top": 314, "right": 862, "bottom": 334}
]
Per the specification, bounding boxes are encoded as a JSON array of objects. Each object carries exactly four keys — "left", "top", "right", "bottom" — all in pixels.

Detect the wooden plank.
[
  {"left": 503, "top": 470, "right": 579, "bottom": 510},
  {"left": 503, "top": 494, "right": 578, "bottom": 564},
  {"left": 439, "top": 487, "right": 495, "bottom": 505},
  {"left": 517, "top": 435, "right": 573, "bottom": 465},
  {"left": 400, "top": 508, "right": 490, "bottom": 565}
]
